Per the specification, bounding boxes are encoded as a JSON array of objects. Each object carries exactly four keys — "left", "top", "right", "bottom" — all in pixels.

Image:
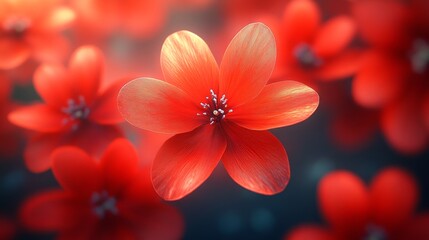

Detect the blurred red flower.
[
  {"left": 270, "top": 0, "right": 360, "bottom": 86},
  {"left": 20, "top": 139, "right": 184, "bottom": 240},
  {"left": 285, "top": 168, "right": 429, "bottom": 240},
  {"left": 72, "top": 0, "right": 167, "bottom": 39},
  {"left": 0, "top": 0, "right": 74, "bottom": 70},
  {"left": 352, "top": 0, "right": 429, "bottom": 154},
  {"left": 0, "top": 217, "right": 15, "bottom": 240},
  {"left": 8, "top": 45, "right": 125, "bottom": 172},
  {"left": 0, "top": 75, "right": 20, "bottom": 157},
  {"left": 118, "top": 23, "right": 319, "bottom": 200}
]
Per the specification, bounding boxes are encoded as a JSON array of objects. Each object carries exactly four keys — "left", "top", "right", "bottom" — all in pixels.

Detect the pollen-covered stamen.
[
  {"left": 294, "top": 43, "right": 323, "bottom": 68},
  {"left": 61, "top": 96, "right": 90, "bottom": 129},
  {"left": 364, "top": 224, "right": 386, "bottom": 240},
  {"left": 3, "top": 16, "right": 32, "bottom": 38},
  {"left": 410, "top": 39, "right": 429, "bottom": 74},
  {"left": 197, "top": 89, "right": 233, "bottom": 125},
  {"left": 91, "top": 191, "right": 118, "bottom": 219}
]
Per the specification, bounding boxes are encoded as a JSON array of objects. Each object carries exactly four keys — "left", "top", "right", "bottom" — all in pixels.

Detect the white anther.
[{"left": 228, "top": 109, "right": 233, "bottom": 113}]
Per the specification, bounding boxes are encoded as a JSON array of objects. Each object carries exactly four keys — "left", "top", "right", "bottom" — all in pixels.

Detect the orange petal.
[
  {"left": 39, "top": 6, "right": 75, "bottom": 30},
  {"left": 118, "top": 77, "right": 201, "bottom": 134},
  {"left": 381, "top": 96, "right": 428, "bottom": 155},
  {"left": 52, "top": 146, "right": 100, "bottom": 197},
  {"left": 285, "top": 225, "right": 335, "bottom": 240},
  {"left": 161, "top": 30, "right": 219, "bottom": 103},
  {"left": 222, "top": 123, "right": 290, "bottom": 195},
  {"left": 312, "top": 16, "right": 355, "bottom": 58},
  {"left": 152, "top": 124, "right": 226, "bottom": 200},
  {"left": 8, "top": 104, "right": 67, "bottom": 132},
  {"left": 229, "top": 81, "right": 319, "bottom": 130},
  {"left": 318, "top": 171, "right": 370, "bottom": 237},
  {"left": 33, "top": 63, "right": 73, "bottom": 109},
  {"left": 0, "top": 39, "right": 30, "bottom": 70},
  {"left": 282, "top": 0, "right": 320, "bottom": 46},
  {"left": 369, "top": 167, "right": 419, "bottom": 232},
  {"left": 352, "top": 51, "right": 407, "bottom": 108},
  {"left": 316, "top": 49, "right": 363, "bottom": 81},
  {"left": 68, "top": 46, "right": 103, "bottom": 105},
  {"left": 219, "top": 23, "right": 276, "bottom": 106}
]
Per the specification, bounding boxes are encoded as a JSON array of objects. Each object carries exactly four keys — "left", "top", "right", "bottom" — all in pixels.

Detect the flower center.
[
  {"left": 2, "top": 16, "right": 31, "bottom": 38},
  {"left": 364, "top": 224, "right": 386, "bottom": 240},
  {"left": 197, "top": 89, "right": 233, "bottom": 125},
  {"left": 410, "top": 39, "right": 429, "bottom": 74},
  {"left": 294, "top": 43, "right": 322, "bottom": 68},
  {"left": 61, "top": 96, "right": 90, "bottom": 130},
  {"left": 91, "top": 191, "right": 118, "bottom": 219}
]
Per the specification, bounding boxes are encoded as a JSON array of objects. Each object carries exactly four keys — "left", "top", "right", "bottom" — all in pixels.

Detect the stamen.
[
  {"left": 61, "top": 95, "right": 90, "bottom": 129},
  {"left": 411, "top": 39, "right": 429, "bottom": 74},
  {"left": 91, "top": 191, "right": 118, "bottom": 218},
  {"left": 294, "top": 44, "right": 323, "bottom": 68},
  {"left": 197, "top": 90, "right": 233, "bottom": 124}
]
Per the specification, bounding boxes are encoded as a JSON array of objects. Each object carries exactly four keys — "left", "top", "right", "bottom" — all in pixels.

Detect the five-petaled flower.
[
  {"left": 118, "top": 23, "right": 319, "bottom": 200},
  {"left": 8, "top": 45, "right": 125, "bottom": 173},
  {"left": 284, "top": 167, "right": 429, "bottom": 240},
  {"left": 270, "top": 0, "right": 360, "bottom": 85},
  {"left": 20, "top": 139, "right": 184, "bottom": 240},
  {"left": 0, "top": 0, "right": 75, "bottom": 70}
]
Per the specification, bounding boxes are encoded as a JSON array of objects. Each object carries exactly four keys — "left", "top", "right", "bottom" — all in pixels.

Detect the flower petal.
[
  {"left": 369, "top": 167, "right": 419, "bottom": 232},
  {"left": 24, "top": 124, "right": 122, "bottom": 173},
  {"left": 229, "top": 81, "right": 319, "bottom": 130},
  {"left": 122, "top": 204, "right": 184, "bottom": 240},
  {"left": 27, "top": 32, "right": 69, "bottom": 64},
  {"left": 352, "top": 51, "right": 407, "bottom": 108},
  {"left": 219, "top": 23, "right": 276, "bottom": 106},
  {"left": 318, "top": 171, "right": 370, "bottom": 238},
  {"left": 282, "top": 0, "right": 320, "bottom": 46},
  {"left": 52, "top": 146, "right": 100, "bottom": 196},
  {"left": 315, "top": 49, "right": 363, "bottom": 81},
  {"left": 89, "top": 78, "right": 128, "bottom": 125},
  {"left": 118, "top": 77, "right": 201, "bottom": 134},
  {"left": 100, "top": 139, "right": 139, "bottom": 195},
  {"left": 399, "top": 213, "right": 429, "bottom": 240},
  {"left": 221, "top": 123, "right": 290, "bottom": 195},
  {"left": 161, "top": 30, "right": 219, "bottom": 102},
  {"left": 8, "top": 104, "right": 67, "bottom": 132},
  {"left": 19, "top": 191, "right": 80, "bottom": 232},
  {"left": 34, "top": 63, "right": 74, "bottom": 109},
  {"left": 0, "top": 39, "right": 30, "bottom": 70},
  {"left": 285, "top": 225, "right": 335, "bottom": 240},
  {"left": 39, "top": 6, "right": 75, "bottom": 30},
  {"left": 312, "top": 16, "right": 355, "bottom": 58},
  {"left": 68, "top": 46, "right": 103, "bottom": 105},
  {"left": 353, "top": 0, "right": 409, "bottom": 48},
  {"left": 152, "top": 124, "right": 226, "bottom": 200},
  {"left": 381, "top": 96, "right": 428, "bottom": 154}
]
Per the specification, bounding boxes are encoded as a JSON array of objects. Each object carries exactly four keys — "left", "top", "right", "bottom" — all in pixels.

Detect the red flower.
[
  {"left": 20, "top": 139, "right": 184, "bottom": 240},
  {"left": 0, "top": 75, "right": 20, "bottom": 157},
  {"left": 72, "top": 0, "right": 167, "bottom": 39},
  {"left": 270, "top": 0, "right": 360, "bottom": 85},
  {"left": 0, "top": 217, "right": 15, "bottom": 240},
  {"left": 0, "top": 0, "right": 74, "bottom": 70},
  {"left": 285, "top": 168, "right": 429, "bottom": 240},
  {"left": 118, "top": 23, "right": 319, "bottom": 200},
  {"left": 8, "top": 45, "right": 125, "bottom": 172},
  {"left": 352, "top": 0, "right": 429, "bottom": 154}
]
